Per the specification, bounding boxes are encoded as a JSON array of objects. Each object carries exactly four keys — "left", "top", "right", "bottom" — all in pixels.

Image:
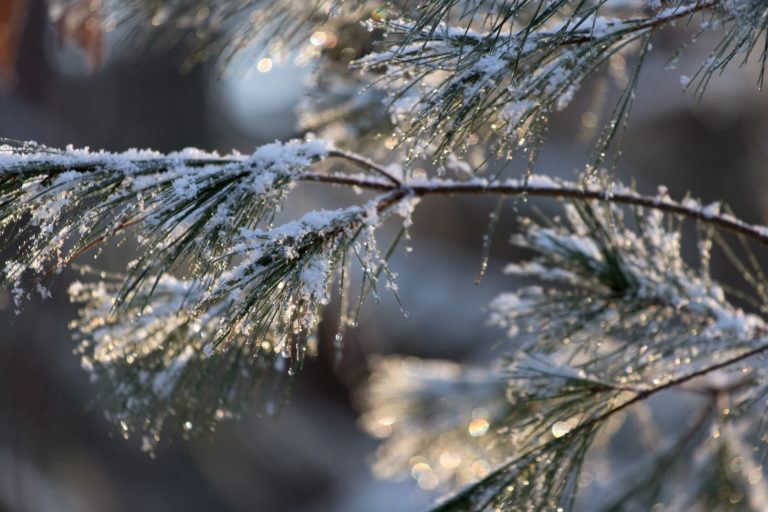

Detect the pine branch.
[
  {"left": 424, "top": 340, "right": 768, "bottom": 511},
  {"left": 5, "top": 138, "right": 768, "bottom": 504},
  {"left": 356, "top": 1, "right": 718, "bottom": 164},
  {"left": 7, "top": 0, "right": 768, "bottom": 508},
  {"left": 350, "top": 170, "right": 768, "bottom": 510},
  {"left": 297, "top": 172, "right": 768, "bottom": 248}
]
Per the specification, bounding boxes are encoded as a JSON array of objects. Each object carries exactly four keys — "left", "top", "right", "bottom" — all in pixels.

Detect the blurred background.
[{"left": 2, "top": 1, "right": 768, "bottom": 511}]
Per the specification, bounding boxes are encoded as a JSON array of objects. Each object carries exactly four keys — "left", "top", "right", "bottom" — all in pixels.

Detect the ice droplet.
[
  {"left": 551, "top": 421, "right": 573, "bottom": 438},
  {"left": 333, "top": 333, "right": 343, "bottom": 366}
]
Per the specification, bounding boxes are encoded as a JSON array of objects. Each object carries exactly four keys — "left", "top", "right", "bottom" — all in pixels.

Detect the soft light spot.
[
  {"left": 411, "top": 462, "right": 439, "bottom": 489},
  {"left": 581, "top": 112, "right": 597, "bottom": 129},
  {"left": 439, "top": 451, "right": 462, "bottom": 469},
  {"left": 257, "top": 58, "right": 273, "bottom": 73},
  {"left": 577, "top": 471, "right": 594, "bottom": 488},
  {"left": 194, "top": 7, "right": 209, "bottom": 25},
  {"left": 472, "top": 460, "right": 491, "bottom": 478},
  {"left": 374, "top": 412, "right": 396, "bottom": 426},
  {"left": 551, "top": 421, "right": 573, "bottom": 438},
  {"left": 609, "top": 53, "right": 626, "bottom": 71},
  {"left": 310, "top": 31, "right": 328, "bottom": 46},
  {"left": 141, "top": 436, "right": 154, "bottom": 454},
  {"left": 468, "top": 418, "right": 490, "bottom": 437},
  {"left": 151, "top": 8, "right": 168, "bottom": 26},
  {"left": 417, "top": 471, "right": 439, "bottom": 490},
  {"left": 367, "top": 411, "right": 395, "bottom": 438},
  {"left": 184, "top": 421, "right": 193, "bottom": 431}
]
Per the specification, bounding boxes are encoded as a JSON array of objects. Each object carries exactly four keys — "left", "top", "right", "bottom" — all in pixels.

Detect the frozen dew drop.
[
  {"left": 333, "top": 333, "right": 344, "bottom": 366},
  {"left": 551, "top": 421, "right": 572, "bottom": 438}
]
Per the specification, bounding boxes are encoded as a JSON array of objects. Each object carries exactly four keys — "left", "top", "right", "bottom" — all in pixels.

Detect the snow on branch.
[
  {"left": 354, "top": 0, "right": 768, "bottom": 170},
  {"left": 0, "top": 138, "right": 415, "bottom": 447},
  {"left": 487, "top": 193, "right": 768, "bottom": 397},
  {"left": 7, "top": 135, "right": 768, "bottom": 482},
  {"left": 359, "top": 177, "right": 768, "bottom": 510},
  {"left": 0, "top": 138, "right": 330, "bottom": 309}
]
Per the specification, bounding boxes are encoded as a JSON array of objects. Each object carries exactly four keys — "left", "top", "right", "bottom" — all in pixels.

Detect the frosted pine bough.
[
  {"left": 0, "top": 138, "right": 417, "bottom": 447},
  {"left": 7, "top": 0, "right": 768, "bottom": 510}
]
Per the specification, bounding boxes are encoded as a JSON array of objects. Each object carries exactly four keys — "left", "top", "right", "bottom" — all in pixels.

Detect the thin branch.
[
  {"left": 298, "top": 172, "right": 394, "bottom": 191},
  {"left": 39, "top": 216, "right": 144, "bottom": 280},
  {"left": 327, "top": 149, "right": 402, "bottom": 186},
  {"left": 296, "top": 173, "right": 768, "bottom": 248},
  {"left": 12, "top": 150, "right": 768, "bottom": 280},
  {"left": 573, "top": 339, "right": 768, "bottom": 438},
  {"left": 562, "top": 1, "right": 716, "bottom": 47}
]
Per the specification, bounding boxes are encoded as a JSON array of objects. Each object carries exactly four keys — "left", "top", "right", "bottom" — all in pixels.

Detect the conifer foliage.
[{"left": 4, "top": 0, "right": 768, "bottom": 509}]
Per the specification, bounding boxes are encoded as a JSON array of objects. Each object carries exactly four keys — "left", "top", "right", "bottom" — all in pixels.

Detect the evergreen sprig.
[
  {"left": 361, "top": 190, "right": 768, "bottom": 510},
  {"left": 0, "top": 138, "right": 330, "bottom": 311},
  {"left": 355, "top": 0, "right": 768, "bottom": 170},
  {"left": 0, "top": 138, "right": 418, "bottom": 447}
]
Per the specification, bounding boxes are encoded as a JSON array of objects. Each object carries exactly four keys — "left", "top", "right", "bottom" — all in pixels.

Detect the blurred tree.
[
  {"left": 3, "top": 0, "right": 768, "bottom": 510},
  {"left": 0, "top": 0, "right": 30, "bottom": 90}
]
